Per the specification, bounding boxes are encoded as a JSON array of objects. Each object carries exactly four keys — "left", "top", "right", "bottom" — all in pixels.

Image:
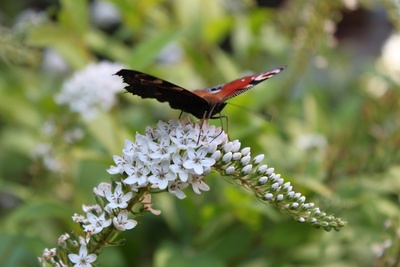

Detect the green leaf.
[
  {"left": 126, "top": 28, "right": 183, "bottom": 69},
  {"left": 27, "top": 23, "right": 91, "bottom": 68},
  {"left": 58, "top": 0, "right": 89, "bottom": 35}
]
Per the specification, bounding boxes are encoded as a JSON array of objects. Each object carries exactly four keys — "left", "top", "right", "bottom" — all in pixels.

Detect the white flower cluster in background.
[
  {"left": 90, "top": 0, "right": 121, "bottom": 28},
  {"left": 108, "top": 118, "right": 227, "bottom": 199},
  {"left": 13, "top": 9, "right": 47, "bottom": 32},
  {"left": 379, "top": 33, "right": 400, "bottom": 84},
  {"left": 41, "top": 48, "right": 70, "bottom": 75},
  {"left": 55, "top": 61, "right": 125, "bottom": 121}
]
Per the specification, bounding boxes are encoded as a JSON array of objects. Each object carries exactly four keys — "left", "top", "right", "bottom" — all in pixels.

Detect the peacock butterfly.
[{"left": 116, "top": 67, "right": 285, "bottom": 119}]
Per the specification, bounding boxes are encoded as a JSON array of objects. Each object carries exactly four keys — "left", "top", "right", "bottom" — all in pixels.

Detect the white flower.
[
  {"left": 90, "top": 0, "right": 121, "bottom": 28},
  {"left": 68, "top": 244, "right": 97, "bottom": 267},
  {"left": 183, "top": 147, "right": 216, "bottom": 175},
  {"left": 63, "top": 127, "right": 85, "bottom": 143},
  {"left": 13, "top": 9, "right": 47, "bottom": 32},
  {"left": 148, "top": 137, "right": 177, "bottom": 160},
  {"left": 157, "top": 119, "right": 181, "bottom": 135},
  {"left": 197, "top": 124, "right": 226, "bottom": 146},
  {"left": 342, "top": 0, "right": 358, "bottom": 10},
  {"left": 41, "top": 248, "right": 57, "bottom": 261},
  {"left": 145, "top": 125, "right": 161, "bottom": 140},
  {"left": 105, "top": 183, "right": 132, "bottom": 209},
  {"left": 72, "top": 213, "right": 87, "bottom": 223},
  {"left": 170, "top": 125, "right": 199, "bottom": 149},
  {"left": 33, "top": 142, "right": 63, "bottom": 172},
  {"left": 84, "top": 212, "right": 111, "bottom": 235},
  {"left": 113, "top": 210, "right": 137, "bottom": 231},
  {"left": 82, "top": 204, "right": 102, "bottom": 214},
  {"left": 93, "top": 182, "right": 112, "bottom": 197},
  {"left": 107, "top": 155, "right": 128, "bottom": 175},
  {"left": 189, "top": 175, "right": 210, "bottom": 194},
  {"left": 168, "top": 180, "right": 189, "bottom": 199},
  {"left": 169, "top": 152, "right": 191, "bottom": 182},
  {"left": 157, "top": 42, "right": 184, "bottom": 64},
  {"left": 296, "top": 134, "right": 327, "bottom": 150},
  {"left": 57, "top": 233, "right": 70, "bottom": 245},
  {"left": 42, "top": 48, "right": 69, "bottom": 74},
  {"left": 55, "top": 61, "right": 125, "bottom": 121},
  {"left": 123, "top": 161, "right": 150, "bottom": 186},
  {"left": 381, "top": 34, "right": 400, "bottom": 74},
  {"left": 148, "top": 160, "right": 177, "bottom": 190},
  {"left": 122, "top": 139, "right": 142, "bottom": 162}
]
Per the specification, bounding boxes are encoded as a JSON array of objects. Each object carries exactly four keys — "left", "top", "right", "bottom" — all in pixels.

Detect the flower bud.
[
  {"left": 211, "top": 150, "right": 221, "bottom": 161},
  {"left": 240, "top": 155, "right": 251, "bottom": 165},
  {"left": 232, "top": 152, "right": 242, "bottom": 160},
  {"left": 253, "top": 154, "right": 264, "bottom": 164},
  {"left": 257, "top": 164, "right": 268, "bottom": 173},
  {"left": 241, "top": 147, "right": 250, "bottom": 156},
  {"left": 258, "top": 176, "right": 268, "bottom": 184},
  {"left": 225, "top": 166, "right": 235, "bottom": 174},
  {"left": 264, "top": 193, "right": 273, "bottom": 200},
  {"left": 241, "top": 164, "right": 252, "bottom": 175},
  {"left": 222, "top": 152, "right": 232, "bottom": 163},
  {"left": 231, "top": 140, "right": 241, "bottom": 152}
]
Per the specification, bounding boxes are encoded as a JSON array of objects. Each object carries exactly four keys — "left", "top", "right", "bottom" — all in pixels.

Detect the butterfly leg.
[
  {"left": 178, "top": 110, "right": 184, "bottom": 119},
  {"left": 209, "top": 113, "right": 229, "bottom": 141},
  {"left": 195, "top": 111, "right": 209, "bottom": 144}
]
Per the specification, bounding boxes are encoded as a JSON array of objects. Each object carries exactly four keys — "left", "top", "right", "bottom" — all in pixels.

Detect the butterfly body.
[{"left": 116, "top": 66, "right": 285, "bottom": 119}]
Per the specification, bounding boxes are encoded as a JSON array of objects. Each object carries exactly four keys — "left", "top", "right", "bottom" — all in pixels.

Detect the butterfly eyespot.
[{"left": 206, "top": 85, "right": 223, "bottom": 94}]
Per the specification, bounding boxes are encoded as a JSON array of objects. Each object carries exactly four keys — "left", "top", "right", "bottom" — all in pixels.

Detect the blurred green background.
[{"left": 1, "top": 0, "right": 400, "bottom": 266}]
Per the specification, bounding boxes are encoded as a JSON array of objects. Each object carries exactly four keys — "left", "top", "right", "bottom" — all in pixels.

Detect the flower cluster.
[
  {"left": 107, "top": 118, "right": 226, "bottom": 199},
  {"left": 55, "top": 61, "right": 125, "bottom": 121},
  {"left": 39, "top": 118, "right": 346, "bottom": 266}
]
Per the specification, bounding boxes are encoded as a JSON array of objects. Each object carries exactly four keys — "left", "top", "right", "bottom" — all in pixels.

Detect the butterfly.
[{"left": 116, "top": 66, "right": 285, "bottom": 119}]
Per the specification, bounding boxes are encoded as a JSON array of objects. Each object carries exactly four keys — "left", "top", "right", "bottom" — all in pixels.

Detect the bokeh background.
[{"left": 1, "top": 0, "right": 400, "bottom": 266}]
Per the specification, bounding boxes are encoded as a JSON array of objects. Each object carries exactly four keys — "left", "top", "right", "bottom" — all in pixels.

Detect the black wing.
[{"left": 116, "top": 69, "right": 210, "bottom": 118}]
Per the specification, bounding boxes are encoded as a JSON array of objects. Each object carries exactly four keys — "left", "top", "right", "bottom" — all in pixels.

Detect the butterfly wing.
[
  {"left": 116, "top": 69, "right": 210, "bottom": 118},
  {"left": 194, "top": 67, "right": 286, "bottom": 103}
]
